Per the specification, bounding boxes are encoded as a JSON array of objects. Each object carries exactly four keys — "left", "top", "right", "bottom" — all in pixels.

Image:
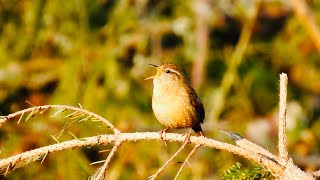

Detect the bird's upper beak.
[{"left": 145, "top": 64, "right": 161, "bottom": 80}]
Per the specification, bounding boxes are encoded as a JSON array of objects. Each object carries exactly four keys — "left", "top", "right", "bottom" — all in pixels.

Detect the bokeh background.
[{"left": 1, "top": 0, "right": 320, "bottom": 179}]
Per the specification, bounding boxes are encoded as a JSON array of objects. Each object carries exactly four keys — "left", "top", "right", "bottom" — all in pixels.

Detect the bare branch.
[
  {"left": 174, "top": 144, "right": 201, "bottom": 180},
  {"left": 0, "top": 132, "right": 282, "bottom": 177},
  {"left": 148, "top": 135, "right": 190, "bottom": 180},
  {"left": 278, "top": 73, "right": 289, "bottom": 161},
  {"left": 90, "top": 141, "right": 122, "bottom": 180}
]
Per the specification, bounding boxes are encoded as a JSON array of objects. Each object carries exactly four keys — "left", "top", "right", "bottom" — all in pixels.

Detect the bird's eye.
[{"left": 165, "top": 70, "right": 171, "bottom": 74}]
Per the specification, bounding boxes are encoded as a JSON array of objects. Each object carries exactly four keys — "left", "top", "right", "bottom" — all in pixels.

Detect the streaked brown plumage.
[{"left": 145, "top": 63, "right": 205, "bottom": 136}]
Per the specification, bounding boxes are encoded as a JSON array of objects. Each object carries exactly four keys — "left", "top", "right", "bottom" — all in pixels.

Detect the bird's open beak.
[{"left": 145, "top": 64, "right": 161, "bottom": 80}]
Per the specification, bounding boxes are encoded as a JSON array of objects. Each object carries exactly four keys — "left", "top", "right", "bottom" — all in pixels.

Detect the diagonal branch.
[
  {"left": 90, "top": 140, "right": 122, "bottom": 180},
  {"left": 148, "top": 135, "right": 190, "bottom": 180},
  {"left": 174, "top": 144, "right": 201, "bottom": 180}
]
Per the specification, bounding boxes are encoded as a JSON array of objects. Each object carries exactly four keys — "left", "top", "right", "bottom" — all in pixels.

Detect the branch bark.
[
  {"left": 0, "top": 132, "right": 281, "bottom": 176},
  {"left": 0, "top": 131, "right": 314, "bottom": 179},
  {"left": 278, "top": 73, "right": 289, "bottom": 162}
]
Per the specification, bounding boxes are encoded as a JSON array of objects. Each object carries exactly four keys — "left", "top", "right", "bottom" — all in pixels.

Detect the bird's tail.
[{"left": 192, "top": 124, "right": 205, "bottom": 137}]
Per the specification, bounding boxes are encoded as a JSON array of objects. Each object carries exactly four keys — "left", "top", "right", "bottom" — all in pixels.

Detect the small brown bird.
[{"left": 145, "top": 63, "right": 205, "bottom": 136}]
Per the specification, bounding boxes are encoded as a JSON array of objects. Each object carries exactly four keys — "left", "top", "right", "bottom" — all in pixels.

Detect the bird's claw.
[
  {"left": 181, "top": 129, "right": 192, "bottom": 145},
  {"left": 159, "top": 128, "right": 169, "bottom": 147}
]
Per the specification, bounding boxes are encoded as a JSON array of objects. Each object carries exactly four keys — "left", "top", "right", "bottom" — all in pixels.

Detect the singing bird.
[{"left": 145, "top": 63, "right": 205, "bottom": 136}]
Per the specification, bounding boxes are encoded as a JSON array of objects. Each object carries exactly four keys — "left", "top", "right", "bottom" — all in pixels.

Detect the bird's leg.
[
  {"left": 182, "top": 129, "right": 192, "bottom": 145},
  {"left": 197, "top": 131, "right": 205, "bottom": 137},
  {"left": 159, "top": 127, "right": 169, "bottom": 147}
]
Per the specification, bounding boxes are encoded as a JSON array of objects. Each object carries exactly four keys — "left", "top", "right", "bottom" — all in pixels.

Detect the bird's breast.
[{"left": 151, "top": 81, "right": 197, "bottom": 129}]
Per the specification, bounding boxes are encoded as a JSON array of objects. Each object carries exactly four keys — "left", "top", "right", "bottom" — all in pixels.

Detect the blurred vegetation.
[
  {"left": 0, "top": 0, "right": 320, "bottom": 179},
  {"left": 222, "top": 162, "right": 273, "bottom": 180}
]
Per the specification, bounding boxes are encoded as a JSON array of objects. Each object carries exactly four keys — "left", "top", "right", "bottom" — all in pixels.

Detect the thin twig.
[
  {"left": 148, "top": 135, "right": 191, "bottom": 180},
  {"left": 90, "top": 160, "right": 106, "bottom": 165},
  {"left": 17, "top": 113, "right": 24, "bottom": 124},
  {"left": 91, "top": 141, "right": 122, "bottom": 180},
  {"left": 40, "top": 151, "right": 49, "bottom": 164},
  {"left": 174, "top": 144, "right": 201, "bottom": 180},
  {"left": 278, "top": 73, "right": 289, "bottom": 161}
]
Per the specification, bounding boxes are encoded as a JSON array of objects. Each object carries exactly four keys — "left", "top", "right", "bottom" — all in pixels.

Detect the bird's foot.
[
  {"left": 196, "top": 131, "right": 205, "bottom": 137},
  {"left": 181, "top": 129, "right": 192, "bottom": 145},
  {"left": 159, "top": 127, "right": 169, "bottom": 147}
]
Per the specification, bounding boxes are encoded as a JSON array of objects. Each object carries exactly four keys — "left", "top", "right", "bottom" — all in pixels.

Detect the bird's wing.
[
  {"left": 189, "top": 87, "right": 205, "bottom": 124},
  {"left": 196, "top": 96, "right": 205, "bottom": 123}
]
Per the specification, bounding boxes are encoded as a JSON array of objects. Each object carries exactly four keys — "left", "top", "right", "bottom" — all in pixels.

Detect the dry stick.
[
  {"left": 276, "top": 74, "right": 314, "bottom": 180},
  {"left": 174, "top": 144, "right": 201, "bottom": 180},
  {"left": 91, "top": 141, "right": 122, "bottom": 180},
  {"left": 278, "top": 73, "right": 289, "bottom": 162},
  {"left": 0, "top": 105, "right": 120, "bottom": 134},
  {"left": 148, "top": 135, "right": 192, "bottom": 180}
]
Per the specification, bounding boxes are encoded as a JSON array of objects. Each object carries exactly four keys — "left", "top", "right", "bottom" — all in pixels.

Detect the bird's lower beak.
[{"left": 145, "top": 68, "right": 161, "bottom": 80}]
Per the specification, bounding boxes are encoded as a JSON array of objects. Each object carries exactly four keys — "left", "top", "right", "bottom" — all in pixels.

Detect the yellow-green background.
[{"left": 0, "top": 0, "right": 320, "bottom": 179}]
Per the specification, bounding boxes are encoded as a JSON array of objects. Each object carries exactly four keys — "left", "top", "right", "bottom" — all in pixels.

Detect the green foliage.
[
  {"left": 222, "top": 162, "right": 274, "bottom": 180},
  {"left": 0, "top": 0, "right": 320, "bottom": 179}
]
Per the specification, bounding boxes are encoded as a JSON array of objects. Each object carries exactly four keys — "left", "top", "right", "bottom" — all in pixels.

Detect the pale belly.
[{"left": 152, "top": 90, "right": 196, "bottom": 129}]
